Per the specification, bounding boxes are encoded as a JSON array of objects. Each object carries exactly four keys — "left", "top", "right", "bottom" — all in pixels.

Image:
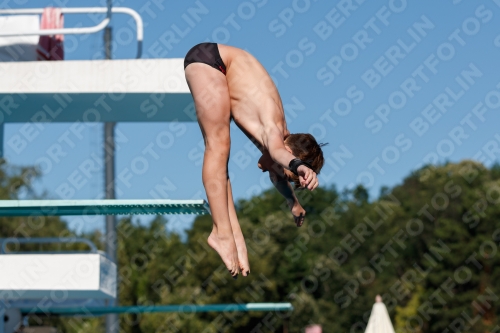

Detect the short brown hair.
[{"left": 285, "top": 133, "right": 326, "bottom": 188}]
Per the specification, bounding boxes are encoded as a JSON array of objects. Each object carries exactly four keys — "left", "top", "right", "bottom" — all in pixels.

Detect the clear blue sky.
[{"left": 3, "top": 0, "right": 500, "bottom": 235}]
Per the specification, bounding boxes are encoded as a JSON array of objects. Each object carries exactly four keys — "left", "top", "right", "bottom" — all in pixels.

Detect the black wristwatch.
[{"left": 289, "top": 158, "right": 314, "bottom": 176}]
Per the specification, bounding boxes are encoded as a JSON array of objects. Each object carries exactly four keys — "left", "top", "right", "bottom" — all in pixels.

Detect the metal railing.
[{"left": 0, "top": 7, "right": 143, "bottom": 58}]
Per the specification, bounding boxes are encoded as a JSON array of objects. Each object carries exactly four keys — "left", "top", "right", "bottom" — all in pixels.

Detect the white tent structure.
[{"left": 364, "top": 295, "right": 395, "bottom": 333}]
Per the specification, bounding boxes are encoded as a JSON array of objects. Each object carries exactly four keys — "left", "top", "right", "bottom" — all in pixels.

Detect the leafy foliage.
[{"left": 1, "top": 160, "right": 500, "bottom": 332}]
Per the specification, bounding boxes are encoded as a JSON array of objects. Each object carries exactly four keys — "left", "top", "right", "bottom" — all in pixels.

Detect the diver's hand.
[
  {"left": 291, "top": 203, "right": 306, "bottom": 227},
  {"left": 297, "top": 165, "right": 319, "bottom": 190}
]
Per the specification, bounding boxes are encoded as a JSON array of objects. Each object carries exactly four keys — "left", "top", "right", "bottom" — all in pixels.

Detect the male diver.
[{"left": 184, "top": 43, "right": 325, "bottom": 278}]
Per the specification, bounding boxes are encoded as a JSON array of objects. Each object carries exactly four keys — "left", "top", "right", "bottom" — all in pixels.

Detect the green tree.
[{"left": 3, "top": 160, "right": 500, "bottom": 332}]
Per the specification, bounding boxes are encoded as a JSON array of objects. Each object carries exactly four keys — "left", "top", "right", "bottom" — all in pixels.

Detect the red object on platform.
[{"left": 37, "top": 7, "right": 64, "bottom": 60}]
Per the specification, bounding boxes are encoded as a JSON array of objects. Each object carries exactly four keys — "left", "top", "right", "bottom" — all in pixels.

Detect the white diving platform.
[
  {"left": 0, "top": 58, "right": 195, "bottom": 156},
  {"left": 0, "top": 253, "right": 116, "bottom": 300},
  {"left": 0, "top": 58, "right": 193, "bottom": 122},
  {"left": 0, "top": 199, "right": 210, "bottom": 216}
]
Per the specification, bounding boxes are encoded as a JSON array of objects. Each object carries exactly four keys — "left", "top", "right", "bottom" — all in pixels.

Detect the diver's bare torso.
[{"left": 218, "top": 44, "right": 290, "bottom": 151}]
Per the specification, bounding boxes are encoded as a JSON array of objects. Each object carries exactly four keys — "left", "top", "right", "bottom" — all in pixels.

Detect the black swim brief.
[{"left": 184, "top": 43, "right": 227, "bottom": 75}]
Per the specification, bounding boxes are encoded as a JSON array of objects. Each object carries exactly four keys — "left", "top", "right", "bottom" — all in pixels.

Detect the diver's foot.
[
  {"left": 208, "top": 231, "right": 240, "bottom": 278},
  {"left": 233, "top": 232, "right": 250, "bottom": 277}
]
